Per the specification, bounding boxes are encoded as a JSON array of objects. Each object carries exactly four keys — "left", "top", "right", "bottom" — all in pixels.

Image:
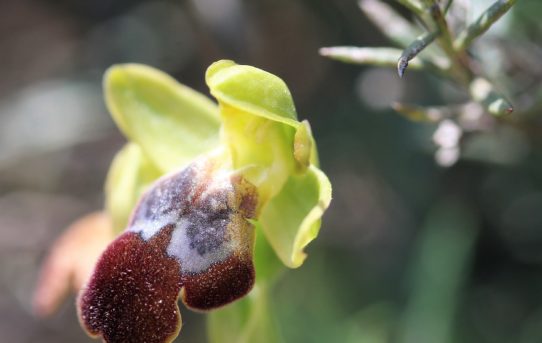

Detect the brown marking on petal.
[
  {"left": 231, "top": 174, "right": 258, "bottom": 220},
  {"left": 180, "top": 254, "right": 255, "bottom": 311},
  {"left": 78, "top": 228, "right": 182, "bottom": 343},
  {"left": 179, "top": 172, "right": 258, "bottom": 311}
]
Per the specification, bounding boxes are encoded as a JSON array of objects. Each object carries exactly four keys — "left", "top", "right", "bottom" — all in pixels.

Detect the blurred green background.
[{"left": 1, "top": 0, "right": 542, "bottom": 342}]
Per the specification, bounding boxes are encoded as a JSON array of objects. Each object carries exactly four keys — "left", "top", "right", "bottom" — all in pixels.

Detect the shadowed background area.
[{"left": 1, "top": 0, "right": 542, "bottom": 342}]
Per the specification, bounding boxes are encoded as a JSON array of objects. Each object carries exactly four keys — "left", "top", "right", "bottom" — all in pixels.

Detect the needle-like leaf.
[
  {"left": 469, "top": 77, "right": 514, "bottom": 116},
  {"left": 454, "top": 0, "right": 518, "bottom": 51},
  {"left": 398, "top": 31, "right": 438, "bottom": 77},
  {"left": 358, "top": 0, "right": 421, "bottom": 47}
]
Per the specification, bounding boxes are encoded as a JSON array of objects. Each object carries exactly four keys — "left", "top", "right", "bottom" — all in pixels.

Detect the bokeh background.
[{"left": 1, "top": 0, "right": 542, "bottom": 342}]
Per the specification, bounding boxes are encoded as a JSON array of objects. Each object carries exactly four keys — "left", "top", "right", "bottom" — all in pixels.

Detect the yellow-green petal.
[
  {"left": 258, "top": 165, "right": 332, "bottom": 268},
  {"left": 105, "top": 143, "right": 161, "bottom": 233},
  {"left": 205, "top": 60, "right": 307, "bottom": 200},
  {"left": 105, "top": 64, "right": 221, "bottom": 173},
  {"left": 219, "top": 104, "right": 297, "bottom": 203},
  {"left": 206, "top": 60, "right": 299, "bottom": 127},
  {"left": 205, "top": 60, "right": 331, "bottom": 268}
]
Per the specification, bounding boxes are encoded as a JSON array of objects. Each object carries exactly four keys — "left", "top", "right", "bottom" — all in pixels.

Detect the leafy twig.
[
  {"left": 426, "top": 1, "right": 470, "bottom": 84},
  {"left": 319, "top": 47, "right": 421, "bottom": 67},
  {"left": 454, "top": 0, "right": 518, "bottom": 51}
]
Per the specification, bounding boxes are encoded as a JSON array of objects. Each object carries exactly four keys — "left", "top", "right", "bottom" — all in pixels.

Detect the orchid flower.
[{"left": 35, "top": 60, "right": 332, "bottom": 343}]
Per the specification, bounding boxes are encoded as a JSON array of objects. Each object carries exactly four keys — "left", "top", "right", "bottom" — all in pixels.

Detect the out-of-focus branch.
[
  {"left": 358, "top": 0, "right": 420, "bottom": 47},
  {"left": 426, "top": 1, "right": 471, "bottom": 85},
  {"left": 320, "top": 46, "right": 448, "bottom": 77},
  {"left": 398, "top": 31, "right": 438, "bottom": 77},
  {"left": 454, "top": 0, "right": 518, "bottom": 51},
  {"left": 396, "top": 0, "right": 425, "bottom": 16},
  {"left": 469, "top": 78, "right": 514, "bottom": 116}
]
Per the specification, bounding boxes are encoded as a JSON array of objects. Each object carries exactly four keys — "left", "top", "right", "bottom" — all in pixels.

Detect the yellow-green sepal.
[
  {"left": 105, "top": 143, "right": 161, "bottom": 233},
  {"left": 105, "top": 64, "right": 221, "bottom": 173},
  {"left": 205, "top": 60, "right": 332, "bottom": 268},
  {"left": 258, "top": 166, "right": 332, "bottom": 268},
  {"left": 206, "top": 60, "right": 299, "bottom": 125}
]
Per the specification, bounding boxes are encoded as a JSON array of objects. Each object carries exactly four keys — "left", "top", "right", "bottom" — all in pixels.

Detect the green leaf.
[
  {"left": 105, "top": 64, "right": 221, "bottom": 173},
  {"left": 208, "top": 284, "right": 284, "bottom": 343},
  {"left": 105, "top": 143, "right": 162, "bottom": 233},
  {"left": 258, "top": 166, "right": 332, "bottom": 268}
]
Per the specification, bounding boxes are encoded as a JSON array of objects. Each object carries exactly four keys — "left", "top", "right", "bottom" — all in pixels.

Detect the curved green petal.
[
  {"left": 205, "top": 60, "right": 313, "bottom": 199},
  {"left": 206, "top": 60, "right": 331, "bottom": 268},
  {"left": 258, "top": 166, "right": 332, "bottom": 268},
  {"left": 105, "top": 64, "right": 221, "bottom": 173},
  {"left": 105, "top": 143, "right": 161, "bottom": 233},
  {"left": 219, "top": 105, "right": 297, "bottom": 203},
  {"left": 206, "top": 60, "right": 299, "bottom": 126}
]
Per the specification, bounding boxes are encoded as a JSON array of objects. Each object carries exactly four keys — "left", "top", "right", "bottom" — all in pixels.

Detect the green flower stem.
[
  {"left": 398, "top": 31, "right": 438, "bottom": 77},
  {"left": 454, "top": 0, "right": 518, "bottom": 51}
]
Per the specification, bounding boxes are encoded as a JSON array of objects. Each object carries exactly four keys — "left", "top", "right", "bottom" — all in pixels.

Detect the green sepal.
[
  {"left": 105, "top": 143, "right": 162, "bottom": 233},
  {"left": 257, "top": 165, "right": 332, "bottom": 268},
  {"left": 206, "top": 60, "right": 299, "bottom": 125},
  {"left": 105, "top": 64, "right": 221, "bottom": 173},
  {"left": 205, "top": 60, "right": 331, "bottom": 268}
]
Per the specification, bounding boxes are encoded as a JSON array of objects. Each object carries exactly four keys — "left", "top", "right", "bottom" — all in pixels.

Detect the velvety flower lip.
[{"left": 78, "top": 157, "right": 258, "bottom": 343}]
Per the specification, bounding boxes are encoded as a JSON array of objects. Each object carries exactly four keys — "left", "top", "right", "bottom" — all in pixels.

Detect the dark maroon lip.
[
  {"left": 78, "top": 158, "right": 258, "bottom": 343},
  {"left": 79, "top": 229, "right": 183, "bottom": 343}
]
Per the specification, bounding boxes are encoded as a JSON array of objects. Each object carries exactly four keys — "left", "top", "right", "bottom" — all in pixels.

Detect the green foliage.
[{"left": 321, "top": 0, "right": 520, "bottom": 166}]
